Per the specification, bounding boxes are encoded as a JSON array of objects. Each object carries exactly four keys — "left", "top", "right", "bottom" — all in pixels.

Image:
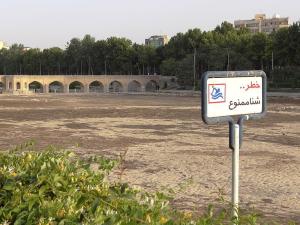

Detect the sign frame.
[{"left": 201, "top": 70, "right": 267, "bottom": 125}]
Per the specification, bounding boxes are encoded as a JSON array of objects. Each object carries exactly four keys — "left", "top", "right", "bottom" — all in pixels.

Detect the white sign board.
[
  {"left": 207, "top": 77, "right": 262, "bottom": 117},
  {"left": 201, "top": 71, "right": 267, "bottom": 124}
]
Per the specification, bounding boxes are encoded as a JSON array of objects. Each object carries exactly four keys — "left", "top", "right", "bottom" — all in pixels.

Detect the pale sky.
[{"left": 1, "top": 0, "right": 299, "bottom": 49}]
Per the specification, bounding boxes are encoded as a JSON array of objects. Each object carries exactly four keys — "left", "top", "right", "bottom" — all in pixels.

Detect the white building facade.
[
  {"left": 0, "top": 41, "right": 9, "bottom": 50},
  {"left": 234, "top": 14, "right": 289, "bottom": 34}
]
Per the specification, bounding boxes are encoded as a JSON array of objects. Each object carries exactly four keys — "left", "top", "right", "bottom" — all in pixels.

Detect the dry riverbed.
[{"left": 0, "top": 94, "right": 299, "bottom": 222}]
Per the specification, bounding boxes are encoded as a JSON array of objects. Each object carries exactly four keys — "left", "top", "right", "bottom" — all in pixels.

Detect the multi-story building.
[
  {"left": 0, "top": 41, "right": 9, "bottom": 50},
  {"left": 234, "top": 14, "right": 289, "bottom": 34},
  {"left": 23, "top": 47, "right": 31, "bottom": 51},
  {"left": 145, "top": 35, "right": 169, "bottom": 48}
]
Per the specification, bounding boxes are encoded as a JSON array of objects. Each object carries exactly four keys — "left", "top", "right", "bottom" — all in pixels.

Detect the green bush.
[{"left": 0, "top": 144, "right": 272, "bottom": 225}]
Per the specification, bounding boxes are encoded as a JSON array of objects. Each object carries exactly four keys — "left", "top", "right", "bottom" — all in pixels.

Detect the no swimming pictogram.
[{"left": 208, "top": 83, "right": 226, "bottom": 104}]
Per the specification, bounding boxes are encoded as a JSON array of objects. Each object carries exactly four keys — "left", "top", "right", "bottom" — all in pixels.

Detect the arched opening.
[
  {"left": 163, "top": 82, "right": 168, "bottom": 89},
  {"left": 69, "top": 81, "right": 84, "bottom": 93},
  {"left": 0, "top": 82, "right": 4, "bottom": 94},
  {"left": 89, "top": 81, "right": 104, "bottom": 93},
  {"left": 29, "top": 81, "right": 43, "bottom": 93},
  {"left": 128, "top": 80, "right": 142, "bottom": 92},
  {"left": 49, "top": 81, "right": 64, "bottom": 93},
  {"left": 16, "top": 82, "right": 21, "bottom": 90},
  {"left": 145, "top": 80, "right": 159, "bottom": 92},
  {"left": 109, "top": 81, "right": 123, "bottom": 92}
]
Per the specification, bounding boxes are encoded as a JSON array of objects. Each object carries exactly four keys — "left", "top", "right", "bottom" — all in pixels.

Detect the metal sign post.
[
  {"left": 201, "top": 71, "right": 267, "bottom": 221},
  {"left": 232, "top": 123, "right": 239, "bottom": 219}
]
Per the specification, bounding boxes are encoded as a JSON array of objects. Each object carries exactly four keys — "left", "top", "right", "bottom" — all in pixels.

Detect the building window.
[
  {"left": 16, "top": 82, "right": 21, "bottom": 90},
  {"left": 25, "top": 82, "right": 27, "bottom": 88},
  {"left": 9, "top": 82, "right": 12, "bottom": 89}
]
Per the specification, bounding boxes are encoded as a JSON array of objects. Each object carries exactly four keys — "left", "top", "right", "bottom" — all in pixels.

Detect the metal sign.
[
  {"left": 202, "top": 71, "right": 267, "bottom": 124},
  {"left": 201, "top": 70, "right": 267, "bottom": 221}
]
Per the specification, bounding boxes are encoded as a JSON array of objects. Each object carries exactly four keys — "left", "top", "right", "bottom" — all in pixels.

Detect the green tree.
[
  {"left": 65, "top": 38, "right": 82, "bottom": 74},
  {"left": 249, "top": 33, "right": 270, "bottom": 70},
  {"left": 160, "top": 58, "right": 177, "bottom": 76},
  {"left": 22, "top": 48, "right": 42, "bottom": 74},
  {"left": 106, "top": 37, "right": 132, "bottom": 74}
]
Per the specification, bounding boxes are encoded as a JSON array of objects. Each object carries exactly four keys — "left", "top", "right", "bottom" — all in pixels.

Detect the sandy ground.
[{"left": 0, "top": 94, "right": 299, "bottom": 222}]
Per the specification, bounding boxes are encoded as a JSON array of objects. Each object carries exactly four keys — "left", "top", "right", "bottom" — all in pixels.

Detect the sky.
[{"left": 1, "top": 0, "right": 299, "bottom": 49}]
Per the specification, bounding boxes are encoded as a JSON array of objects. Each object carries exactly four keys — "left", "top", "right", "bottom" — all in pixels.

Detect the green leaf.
[
  {"left": 91, "top": 198, "right": 100, "bottom": 214},
  {"left": 2, "top": 183, "right": 14, "bottom": 191}
]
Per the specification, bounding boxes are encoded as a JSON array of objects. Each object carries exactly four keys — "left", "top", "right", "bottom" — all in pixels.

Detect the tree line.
[{"left": 1, "top": 21, "right": 299, "bottom": 88}]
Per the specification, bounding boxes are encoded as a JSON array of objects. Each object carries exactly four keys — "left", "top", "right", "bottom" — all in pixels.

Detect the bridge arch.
[
  {"left": 128, "top": 80, "right": 142, "bottom": 92},
  {"left": 162, "top": 81, "right": 168, "bottom": 89},
  {"left": 29, "top": 81, "right": 43, "bottom": 93},
  {"left": 109, "top": 80, "right": 123, "bottom": 92},
  {"left": 89, "top": 81, "right": 104, "bottom": 93},
  {"left": 145, "top": 80, "right": 159, "bottom": 92},
  {"left": 0, "top": 82, "right": 4, "bottom": 93},
  {"left": 69, "top": 81, "right": 84, "bottom": 93},
  {"left": 49, "top": 81, "right": 64, "bottom": 93}
]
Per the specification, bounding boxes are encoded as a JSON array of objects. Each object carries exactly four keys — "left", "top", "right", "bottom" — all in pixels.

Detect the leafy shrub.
[{"left": 0, "top": 144, "right": 267, "bottom": 225}]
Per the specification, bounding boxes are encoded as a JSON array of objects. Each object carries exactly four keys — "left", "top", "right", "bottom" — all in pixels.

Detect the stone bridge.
[{"left": 0, "top": 75, "right": 176, "bottom": 94}]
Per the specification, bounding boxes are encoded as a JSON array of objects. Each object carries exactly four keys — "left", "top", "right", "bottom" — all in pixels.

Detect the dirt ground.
[{"left": 0, "top": 94, "right": 299, "bottom": 222}]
